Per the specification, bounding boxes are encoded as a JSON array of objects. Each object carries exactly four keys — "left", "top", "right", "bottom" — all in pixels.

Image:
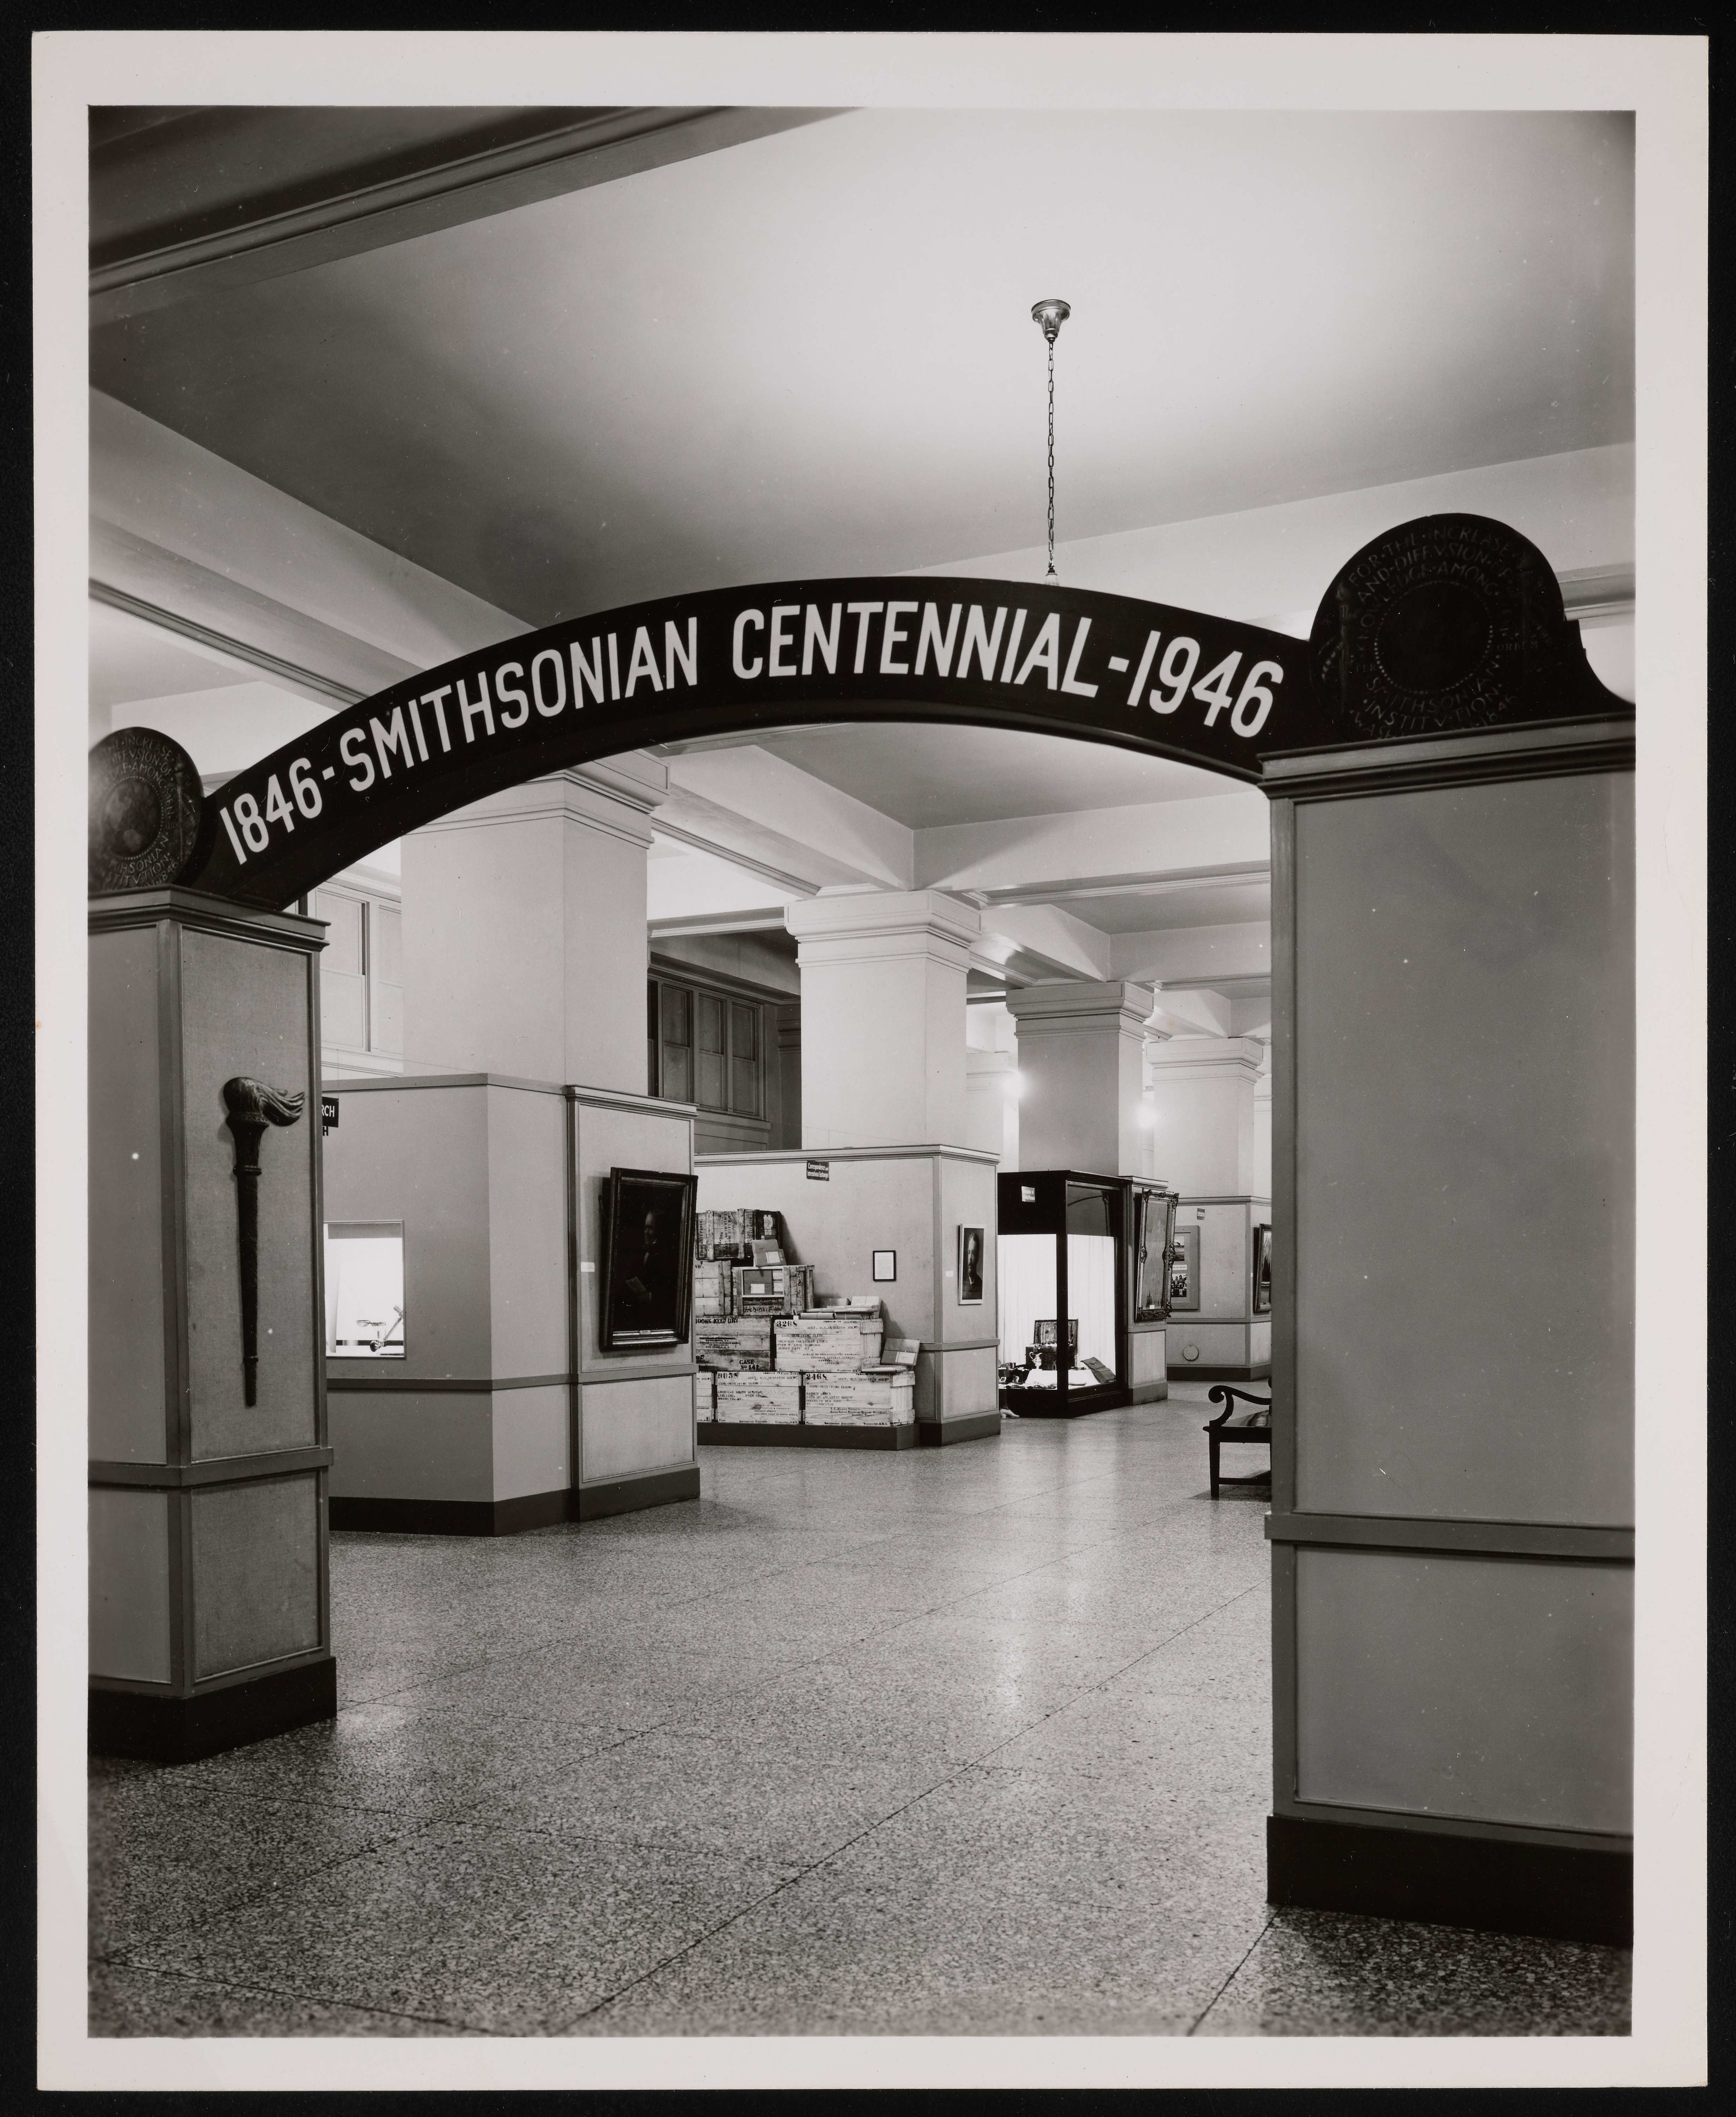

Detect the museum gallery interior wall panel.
[
  {"left": 1293, "top": 772, "right": 1635, "bottom": 1526},
  {"left": 1294, "top": 1546, "right": 1633, "bottom": 1835},
  {"left": 580, "top": 1373, "right": 694, "bottom": 1486},
  {"left": 323, "top": 1077, "right": 571, "bottom": 1509},
  {"left": 483, "top": 1085, "right": 569, "bottom": 1383},
  {"left": 937, "top": 1151, "right": 999, "bottom": 1339},
  {"left": 190, "top": 1478, "right": 323, "bottom": 1680},
  {"left": 323, "top": 1079, "right": 498, "bottom": 1383},
  {"left": 326, "top": 1389, "right": 497, "bottom": 1504},
  {"left": 574, "top": 1094, "right": 695, "bottom": 1371},
  {"left": 573, "top": 1091, "right": 698, "bottom": 1491},
  {"left": 179, "top": 928, "right": 319, "bottom": 1459},
  {"left": 695, "top": 1147, "right": 999, "bottom": 1427},
  {"left": 695, "top": 1152, "right": 941, "bottom": 1350},
  {"left": 89, "top": 1487, "right": 172, "bottom": 1683},
  {"left": 88, "top": 925, "right": 167, "bottom": 1462}
]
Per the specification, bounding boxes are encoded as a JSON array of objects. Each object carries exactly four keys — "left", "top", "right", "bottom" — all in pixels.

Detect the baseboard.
[
  {"left": 329, "top": 1489, "right": 568, "bottom": 1536},
  {"left": 699, "top": 1422, "right": 917, "bottom": 1450},
  {"left": 1266, "top": 1812, "right": 1632, "bottom": 1947},
  {"left": 917, "top": 1411, "right": 1003, "bottom": 1445},
  {"left": 575, "top": 1464, "right": 702, "bottom": 1515},
  {"left": 1126, "top": 1382, "right": 1170, "bottom": 1403},
  {"left": 91, "top": 1656, "right": 337, "bottom": 1765}
]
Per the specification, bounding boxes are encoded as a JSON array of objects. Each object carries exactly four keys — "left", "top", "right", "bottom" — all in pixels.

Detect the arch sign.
[{"left": 88, "top": 517, "right": 1632, "bottom": 907}]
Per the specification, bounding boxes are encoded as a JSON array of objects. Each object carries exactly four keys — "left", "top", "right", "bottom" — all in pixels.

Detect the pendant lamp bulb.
[{"left": 1031, "top": 300, "right": 1070, "bottom": 582}]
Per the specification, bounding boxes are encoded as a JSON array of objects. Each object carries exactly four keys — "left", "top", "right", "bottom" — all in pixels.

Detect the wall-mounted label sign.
[
  {"left": 320, "top": 1094, "right": 339, "bottom": 1133},
  {"left": 805, "top": 1159, "right": 831, "bottom": 1182},
  {"left": 169, "top": 574, "right": 1312, "bottom": 907}
]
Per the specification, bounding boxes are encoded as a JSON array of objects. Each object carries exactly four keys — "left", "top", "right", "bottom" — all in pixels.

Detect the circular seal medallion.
[
  {"left": 89, "top": 727, "right": 204, "bottom": 893},
  {"left": 1309, "top": 514, "right": 1568, "bottom": 740}
]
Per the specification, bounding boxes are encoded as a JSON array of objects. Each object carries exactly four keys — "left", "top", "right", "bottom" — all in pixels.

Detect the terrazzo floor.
[{"left": 88, "top": 1385, "right": 1631, "bottom": 2039}]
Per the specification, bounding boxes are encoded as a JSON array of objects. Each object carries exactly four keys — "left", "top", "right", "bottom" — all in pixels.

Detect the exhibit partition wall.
[
  {"left": 695, "top": 1146, "right": 1001, "bottom": 1444},
  {"left": 88, "top": 889, "right": 335, "bottom": 1761},
  {"left": 321, "top": 1074, "right": 701, "bottom": 1532},
  {"left": 1264, "top": 725, "right": 1635, "bottom": 1942}
]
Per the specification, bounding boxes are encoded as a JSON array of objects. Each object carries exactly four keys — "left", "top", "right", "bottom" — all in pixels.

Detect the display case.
[
  {"left": 996, "top": 1170, "right": 1128, "bottom": 1416},
  {"left": 1127, "top": 1182, "right": 1179, "bottom": 1324}
]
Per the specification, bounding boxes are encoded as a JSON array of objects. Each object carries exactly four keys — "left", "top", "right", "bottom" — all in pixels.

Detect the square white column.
[
  {"left": 402, "top": 757, "right": 666, "bottom": 1092},
  {"left": 1005, "top": 980, "right": 1155, "bottom": 1176},
  {"left": 784, "top": 891, "right": 980, "bottom": 1149},
  {"left": 1144, "top": 1035, "right": 1264, "bottom": 1196}
]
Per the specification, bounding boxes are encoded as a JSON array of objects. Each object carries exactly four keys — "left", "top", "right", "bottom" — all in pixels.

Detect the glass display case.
[
  {"left": 996, "top": 1170, "right": 1128, "bottom": 1415},
  {"left": 1127, "top": 1182, "right": 1179, "bottom": 1323},
  {"left": 1253, "top": 1222, "right": 1273, "bottom": 1314},
  {"left": 324, "top": 1220, "right": 405, "bottom": 1357}
]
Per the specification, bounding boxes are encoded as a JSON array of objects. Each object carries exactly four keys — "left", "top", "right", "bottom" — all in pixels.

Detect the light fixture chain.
[{"left": 1046, "top": 337, "right": 1057, "bottom": 579}]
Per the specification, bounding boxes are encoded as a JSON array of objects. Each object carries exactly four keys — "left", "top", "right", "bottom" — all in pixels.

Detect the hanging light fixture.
[{"left": 1031, "top": 298, "right": 1071, "bottom": 581}]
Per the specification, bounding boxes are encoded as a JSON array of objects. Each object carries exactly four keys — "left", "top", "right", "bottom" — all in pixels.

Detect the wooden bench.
[{"left": 1204, "top": 1385, "right": 1272, "bottom": 1497}]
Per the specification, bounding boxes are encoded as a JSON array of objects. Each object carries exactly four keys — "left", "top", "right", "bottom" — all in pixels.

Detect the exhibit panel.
[
  {"left": 88, "top": 889, "right": 336, "bottom": 1760},
  {"left": 1293, "top": 1546, "right": 1633, "bottom": 1836},
  {"left": 1290, "top": 770, "right": 1634, "bottom": 1526},
  {"left": 573, "top": 1086, "right": 702, "bottom": 1509},
  {"left": 1165, "top": 1196, "right": 1272, "bottom": 1381},
  {"left": 695, "top": 1145, "right": 1001, "bottom": 1442},
  {"left": 321, "top": 1074, "right": 573, "bottom": 1531},
  {"left": 1266, "top": 722, "right": 1636, "bottom": 1943}
]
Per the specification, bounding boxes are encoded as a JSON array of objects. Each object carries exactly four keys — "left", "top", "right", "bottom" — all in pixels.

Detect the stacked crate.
[
  {"left": 803, "top": 1368, "right": 916, "bottom": 1428},
  {"left": 733, "top": 1261, "right": 815, "bottom": 1317},
  {"left": 774, "top": 1310, "right": 886, "bottom": 1372},
  {"left": 693, "top": 1317, "right": 776, "bottom": 1371},
  {"left": 716, "top": 1369, "right": 803, "bottom": 1424},
  {"left": 693, "top": 1257, "right": 734, "bottom": 1321}
]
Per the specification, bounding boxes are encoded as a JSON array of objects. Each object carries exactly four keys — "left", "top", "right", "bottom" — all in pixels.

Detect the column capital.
[
  {"left": 785, "top": 888, "right": 981, "bottom": 965},
  {"left": 411, "top": 755, "right": 669, "bottom": 850},
  {"left": 1145, "top": 1033, "right": 1266, "bottom": 1082},
  {"left": 1004, "top": 979, "right": 1156, "bottom": 1036}
]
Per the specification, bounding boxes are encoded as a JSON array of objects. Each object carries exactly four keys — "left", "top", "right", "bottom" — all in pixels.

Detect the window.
[
  {"left": 648, "top": 974, "right": 766, "bottom": 1117},
  {"left": 312, "top": 883, "right": 403, "bottom": 1069}
]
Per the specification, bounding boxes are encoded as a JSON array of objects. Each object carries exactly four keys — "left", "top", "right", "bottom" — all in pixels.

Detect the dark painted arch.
[{"left": 97, "top": 518, "right": 1632, "bottom": 909}]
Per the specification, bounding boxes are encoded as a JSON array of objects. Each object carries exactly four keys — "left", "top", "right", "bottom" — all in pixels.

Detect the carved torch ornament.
[{"left": 221, "top": 1077, "right": 305, "bottom": 1406}]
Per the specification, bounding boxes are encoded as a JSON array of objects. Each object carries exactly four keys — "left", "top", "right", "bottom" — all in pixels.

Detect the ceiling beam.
[
  {"left": 974, "top": 860, "right": 1269, "bottom": 909},
  {"left": 91, "top": 105, "right": 845, "bottom": 326}
]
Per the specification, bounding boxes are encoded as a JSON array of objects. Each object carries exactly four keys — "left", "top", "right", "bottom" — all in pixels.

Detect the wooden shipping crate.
[
  {"left": 802, "top": 1369, "right": 917, "bottom": 1427},
  {"left": 776, "top": 1315, "right": 886, "bottom": 1372},
  {"left": 693, "top": 1261, "right": 734, "bottom": 1321},
  {"left": 694, "top": 1319, "right": 776, "bottom": 1370},
  {"left": 733, "top": 1262, "right": 815, "bottom": 1317},
  {"left": 715, "top": 1370, "right": 803, "bottom": 1424}
]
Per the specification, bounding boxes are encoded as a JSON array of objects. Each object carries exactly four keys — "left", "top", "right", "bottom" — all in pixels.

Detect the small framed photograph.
[
  {"left": 957, "top": 1224, "right": 985, "bottom": 1304},
  {"left": 1169, "top": 1225, "right": 1201, "bottom": 1313},
  {"left": 872, "top": 1249, "right": 897, "bottom": 1282}
]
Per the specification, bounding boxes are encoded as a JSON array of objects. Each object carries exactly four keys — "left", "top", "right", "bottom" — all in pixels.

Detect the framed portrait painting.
[
  {"left": 600, "top": 1166, "right": 698, "bottom": 1350},
  {"left": 957, "top": 1224, "right": 985, "bottom": 1304}
]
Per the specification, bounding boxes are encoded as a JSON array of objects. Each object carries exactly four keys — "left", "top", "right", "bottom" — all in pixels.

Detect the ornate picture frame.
[{"left": 600, "top": 1166, "right": 698, "bottom": 1350}]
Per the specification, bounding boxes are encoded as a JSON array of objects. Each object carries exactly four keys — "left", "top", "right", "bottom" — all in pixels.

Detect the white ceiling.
[
  {"left": 91, "top": 107, "right": 1633, "bottom": 629},
  {"left": 740, "top": 722, "right": 1230, "bottom": 830}
]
